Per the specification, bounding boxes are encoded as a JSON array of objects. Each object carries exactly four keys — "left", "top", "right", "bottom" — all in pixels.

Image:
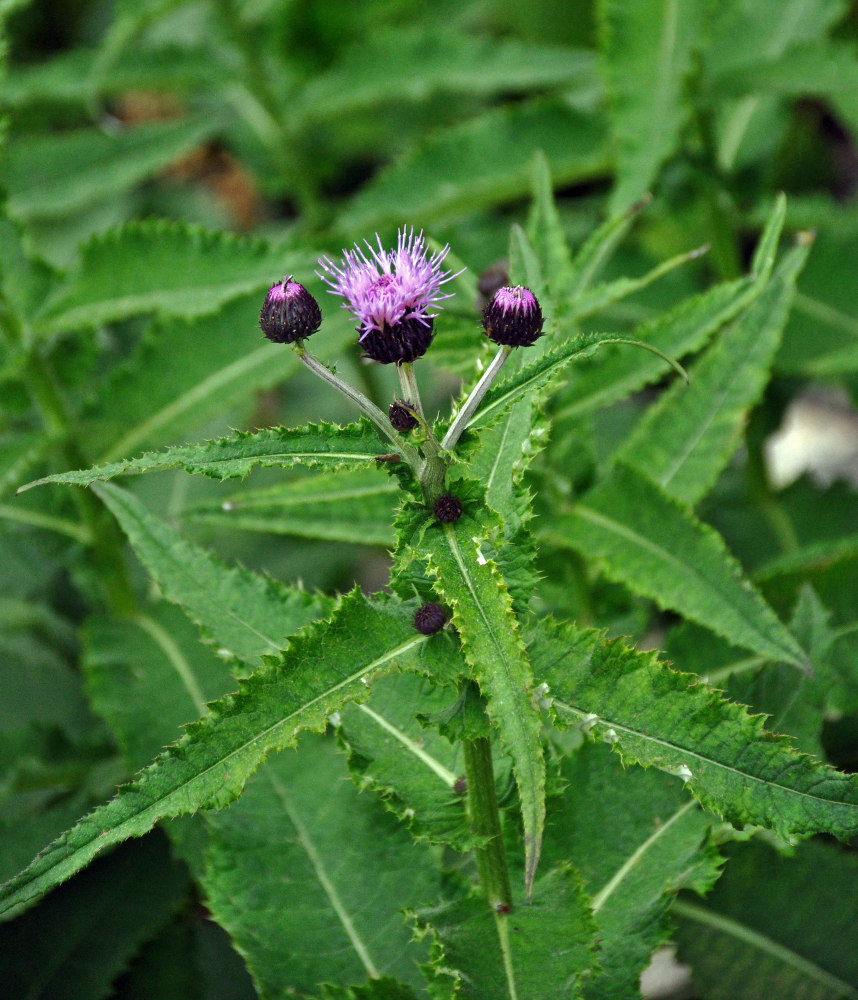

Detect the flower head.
[
  {"left": 260, "top": 277, "right": 322, "bottom": 344},
  {"left": 482, "top": 285, "right": 543, "bottom": 347},
  {"left": 317, "top": 228, "right": 460, "bottom": 364}
]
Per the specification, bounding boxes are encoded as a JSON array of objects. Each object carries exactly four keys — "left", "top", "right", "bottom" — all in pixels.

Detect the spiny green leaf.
[
  {"left": 542, "top": 743, "right": 720, "bottom": 1000},
  {"left": 675, "top": 839, "right": 858, "bottom": 1000},
  {"left": 181, "top": 469, "right": 398, "bottom": 547},
  {"left": 532, "top": 619, "right": 858, "bottom": 843},
  {"left": 93, "top": 483, "right": 333, "bottom": 667},
  {"left": 599, "top": 0, "right": 713, "bottom": 211},
  {"left": 2, "top": 116, "right": 223, "bottom": 222},
  {"left": 21, "top": 420, "right": 392, "bottom": 492},
  {"left": 338, "top": 97, "right": 609, "bottom": 232},
  {"left": 616, "top": 241, "right": 809, "bottom": 505},
  {"left": 0, "top": 589, "right": 438, "bottom": 921},
  {"left": 545, "top": 463, "right": 807, "bottom": 668},
  {"left": 417, "top": 866, "right": 598, "bottom": 1000},
  {"left": 202, "top": 735, "right": 437, "bottom": 996},
  {"left": 34, "top": 220, "right": 319, "bottom": 333},
  {"left": 418, "top": 503, "right": 545, "bottom": 894}
]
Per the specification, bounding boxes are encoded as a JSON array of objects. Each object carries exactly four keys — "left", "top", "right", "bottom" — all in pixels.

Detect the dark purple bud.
[
  {"left": 433, "top": 493, "right": 462, "bottom": 523},
  {"left": 260, "top": 277, "right": 322, "bottom": 344},
  {"left": 413, "top": 601, "right": 447, "bottom": 635},
  {"left": 481, "top": 285, "right": 543, "bottom": 347},
  {"left": 389, "top": 399, "right": 419, "bottom": 432},
  {"left": 453, "top": 775, "right": 468, "bottom": 795},
  {"left": 360, "top": 316, "right": 435, "bottom": 365}
]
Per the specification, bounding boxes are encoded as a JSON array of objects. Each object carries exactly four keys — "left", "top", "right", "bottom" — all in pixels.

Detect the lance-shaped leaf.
[
  {"left": 181, "top": 469, "right": 398, "bottom": 547},
  {"left": 526, "top": 151, "right": 574, "bottom": 298},
  {"left": 541, "top": 742, "right": 720, "bottom": 1000},
  {"left": 531, "top": 619, "right": 858, "bottom": 843},
  {"left": 91, "top": 483, "right": 333, "bottom": 667},
  {"left": 20, "top": 420, "right": 392, "bottom": 492},
  {"left": 34, "top": 219, "right": 320, "bottom": 333},
  {"left": 417, "top": 505, "right": 545, "bottom": 893},
  {"left": 545, "top": 463, "right": 807, "bottom": 668},
  {"left": 417, "top": 866, "right": 597, "bottom": 1000},
  {"left": 615, "top": 241, "right": 810, "bottom": 505},
  {"left": 202, "top": 735, "right": 439, "bottom": 997},
  {"left": 0, "top": 589, "right": 439, "bottom": 921}
]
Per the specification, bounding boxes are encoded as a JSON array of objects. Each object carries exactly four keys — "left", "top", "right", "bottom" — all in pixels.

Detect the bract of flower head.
[
  {"left": 481, "top": 285, "right": 544, "bottom": 347},
  {"left": 259, "top": 277, "right": 322, "bottom": 344},
  {"left": 317, "top": 227, "right": 460, "bottom": 364}
]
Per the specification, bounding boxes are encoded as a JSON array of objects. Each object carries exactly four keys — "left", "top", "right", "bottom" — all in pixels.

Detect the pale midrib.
[
  {"left": 0, "top": 631, "right": 430, "bottom": 916},
  {"left": 591, "top": 800, "right": 696, "bottom": 913},
  {"left": 100, "top": 344, "right": 297, "bottom": 462},
  {"left": 356, "top": 703, "right": 457, "bottom": 787},
  {"left": 134, "top": 613, "right": 208, "bottom": 716},
  {"left": 266, "top": 770, "right": 380, "bottom": 979},
  {"left": 673, "top": 899, "right": 858, "bottom": 1000},
  {"left": 570, "top": 505, "right": 801, "bottom": 665},
  {"left": 793, "top": 292, "right": 858, "bottom": 338},
  {"left": 553, "top": 701, "right": 858, "bottom": 813}
]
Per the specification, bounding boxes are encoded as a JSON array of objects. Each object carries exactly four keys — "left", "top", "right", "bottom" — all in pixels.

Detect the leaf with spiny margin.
[
  {"left": 564, "top": 195, "right": 650, "bottom": 301},
  {"left": 615, "top": 242, "right": 809, "bottom": 505},
  {"left": 0, "top": 589, "right": 439, "bottom": 921},
  {"left": 2, "top": 115, "right": 222, "bottom": 223},
  {"left": 316, "top": 981, "right": 419, "bottom": 1000},
  {"left": 545, "top": 463, "right": 807, "bottom": 668},
  {"left": 674, "top": 838, "right": 858, "bottom": 1000},
  {"left": 181, "top": 468, "right": 398, "bottom": 547},
  {"left": 541, "top": 743, "right": 720, "bottom": 1000},
  {"left": 92, "top": 483, "right": 333, "bottom": 667},
  {"left": 599, "top": 0, "right": 712, "bottom": 212},
  {"left": 20, "top": 420, "right": 392, "bottom": 493},
  {"left": 338, "top": 672, "right": 471, "bottom": 849},
  {"left": 202, "top": 734, "right": 437, "bottom": 997},
  {"left": 82, "top": 604, "right": 238, "bottom": 772},
  {"left": 531, "top": 618, "right": 858, "bottom": 843},
  {"left": 551, "top": 192, "right": 787, "bottom": 422},
  {"left": 416, "top": 502, "right": 545, "bottom": 893},
  {"left": 416, "top": 865, "right": 598, "bottom": 1000},
  {"left": 33, "top": 220, "right": 319, "bottom": 333},
  {"left": 338, "top": 97, "right": 609, "bottom": 231}
]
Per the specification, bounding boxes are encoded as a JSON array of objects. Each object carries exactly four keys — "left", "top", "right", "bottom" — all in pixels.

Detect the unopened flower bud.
[
  {"left": 481, "top": 285, "right": 543, "bottom": 347},
  {"left": 389, "top": 399, "right": 419, "bottom": 432},
  {"left": 260, "top": 277, "right": 322, "bottom": 344},
  {"left": 413, "top": 601, "right": 447, "bottom": 635},
  {"left": 433, "top": 493, "right": 462, "bottom": 523}
]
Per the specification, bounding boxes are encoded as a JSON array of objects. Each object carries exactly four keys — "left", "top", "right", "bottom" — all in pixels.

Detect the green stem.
[
  {"left": 462, "top": 736, "right": 513, "bottom": 911},
  {"left": 398, "top": 362, "right": 448, "bottom": 504},
  {"left": 441, "top": 346, "right": 512, "bottom": 451}
]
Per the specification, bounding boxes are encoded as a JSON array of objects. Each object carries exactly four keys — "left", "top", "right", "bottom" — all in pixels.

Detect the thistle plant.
[{"left": 4, "top": 184, "right": 858, "bottom": 1000}]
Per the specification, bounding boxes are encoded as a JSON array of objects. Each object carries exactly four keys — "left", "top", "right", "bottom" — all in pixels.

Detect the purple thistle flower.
[
  {"left": 482, "top": 285, "right": 544, "bottom": 347},
  {"left": 317, "top": 227, "right": 460, "bottom": 364}
]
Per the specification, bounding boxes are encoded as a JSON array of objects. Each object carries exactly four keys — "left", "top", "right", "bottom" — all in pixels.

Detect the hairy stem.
[
  {"left": 442, "top": 345, "right": 512, "bottom": 451},
  {"left": 398, "top": 362, "right": 448, "bottom": 503},
  {"left": 462, "top": 736, "right": 513, "bottom": 911}
]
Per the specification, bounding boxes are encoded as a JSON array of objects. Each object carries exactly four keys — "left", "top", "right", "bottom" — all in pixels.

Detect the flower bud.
[
  {"left": 413, "top": 601, "right": 447, "bottom": 635},
  {"left": 260, "top": 277, "right": 322, "bottom": 344},
  {"left": 433, "top": 493, "right": 462, "bottom": 523},
  {"left": 388, "top": 399, "right": 419, "bottom": 432},
  {"left": 481, "top": 285, "right": 543, "bottom": 347}
]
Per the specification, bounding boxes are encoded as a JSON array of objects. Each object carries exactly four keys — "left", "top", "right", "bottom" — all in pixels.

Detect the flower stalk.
[{"left": 441, "top": 345, "right": 512, "bottom": 451}]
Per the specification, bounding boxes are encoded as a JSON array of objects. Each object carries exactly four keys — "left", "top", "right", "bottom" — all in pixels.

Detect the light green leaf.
[
  {"left": 298, "top": 26, "right": 597, "bottom": 122},
  {"left": 616, "top": 241, "right": 809, "bottom": 505},
  {"left": 338, "top": 97, "right": 609, "bottom": 232},
  {"left": 181, "top": 468, "right": 398, "bottom": 546},
  {"left": 202, "top": 735, "right": 438, "bottom": 997},
  {"left": 542, "top": 743, "right": 720, "bottom": 1000},
  {"left": 675, "top": 839, "right": 858, "bottom": 1000},
  {"left": 21, "top": 420, "right": 391, "bottom": 493},
  {"left": 418, "top": 866, "right": 597, "bottom": 1000},
  {"left": 533, "top": 619, "right": 858, "bottom": 843},
  {"left": 544, "top": 463, "right": 807, "bottom": 668},
  {"left": 93, "top": 483, "right": 333, "bottom": 666},
  {"left": 339, "top": 672, "right": 470, "bottom": 849},
  {"left": 2, "top": 116, "right": 222, "bottom": 222},
  {"left": 599, "top": 0, "right": 711, "bottom": 211},
  {"left": 418, "top": 504, "right": 545, "bottom": 893},
  {"left": 0, "top": 589, "right": 438, "bottom": 920},
  {"left": 34, "top": 220, "right": 319, "bottom": 333},
  {"left": 526, "top": 152, "right": 574, "bottom": 298}
]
